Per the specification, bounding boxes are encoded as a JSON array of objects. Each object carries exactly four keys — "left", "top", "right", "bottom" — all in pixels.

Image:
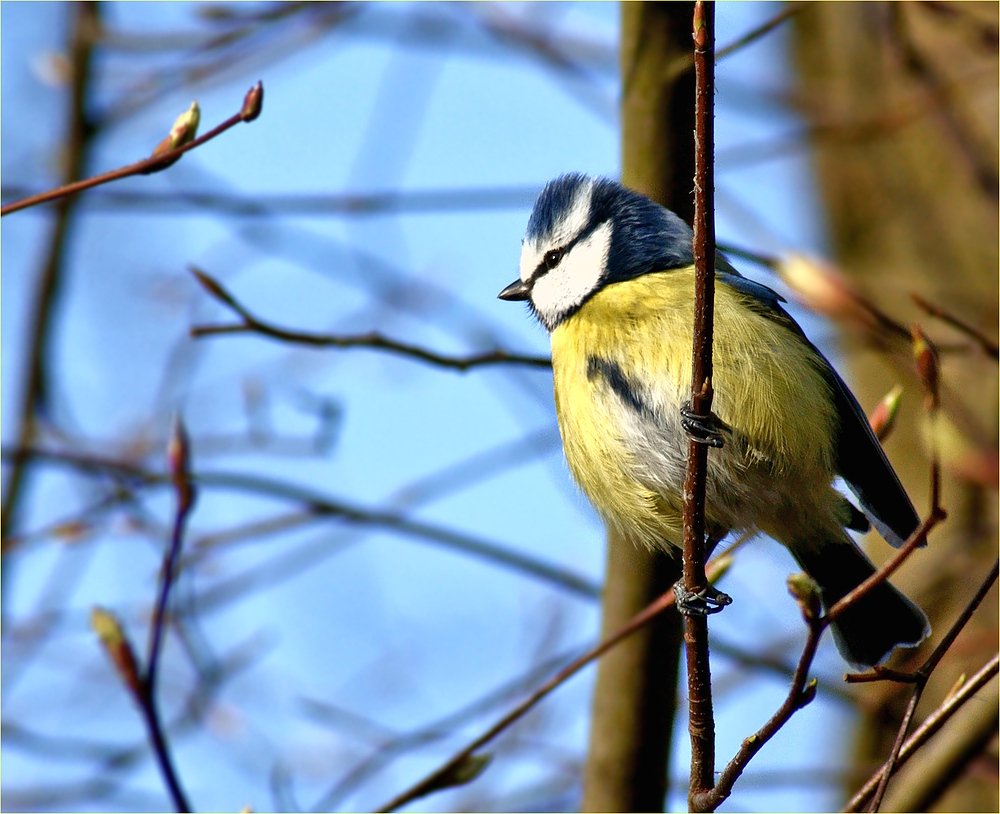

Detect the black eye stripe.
[
  {"left": 530, "top": 218, "right": 608, "bottom": 280},
  {"left": 532, "top": 246, "right": 565, "bottom": 279}
]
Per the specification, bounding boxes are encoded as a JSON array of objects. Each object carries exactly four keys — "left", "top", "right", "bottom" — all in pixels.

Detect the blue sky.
[{"left": 3, "top": 4, "right": 863, "bottom": 812}]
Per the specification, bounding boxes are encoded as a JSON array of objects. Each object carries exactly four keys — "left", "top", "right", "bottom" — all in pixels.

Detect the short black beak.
[{"left": 498, "top": 279, "right": 531, "bottom": 301}]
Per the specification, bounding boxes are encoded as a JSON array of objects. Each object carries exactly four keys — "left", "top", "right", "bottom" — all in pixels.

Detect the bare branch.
[
  {"left": 189, "top": 267, "right": 552, "bottom": 371},
  {"left": 130, "top": 418, "right": 197, "bottom": 813},
  {"left": 844, "top": 651, "right": 1000, "bottom": 812},
  {"left": 843, "top": 558, "right": 998, "bottom": 812},
  {"left": 826, "top": 511, "right": 944, "bottom": 630},
  {"left": 0, "top": 82, "right": 264, "bottom": 217},
  {"left": 696, "top": 600, "right": 824, "bottom": 810},
  {"left": 715, "top": 3, "right": 808, "bottom": 61},
  {"left": 2, "top": 446, "right": 599, "bottom": 600},
  {"left": 911, "top": 293, "right": 1000, "bottom": 360},
  {"left": 375, "top": 555, "right": 730, "bottom": 813},
  {"left": 684, "top": 3, "right": 719, "bottom": 808},
  {"left": 0, "top": 184, "right": 542, "bottom": 218}
]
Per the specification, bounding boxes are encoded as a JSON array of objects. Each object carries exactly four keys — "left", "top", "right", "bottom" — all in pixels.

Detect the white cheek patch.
[
  {"left": 531, "top": 220, "right": 611, "bottom": 329},
  {"left": 519, "top": 178, "right": 595, "bottom": 283}
]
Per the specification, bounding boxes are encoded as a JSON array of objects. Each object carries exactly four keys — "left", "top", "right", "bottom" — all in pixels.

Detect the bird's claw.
[
  {"left": 681, "top": 404, "right": 725, "bottom": 448},
  {"left": 673, "top": 580, "right": 732, "bottom": 616}
]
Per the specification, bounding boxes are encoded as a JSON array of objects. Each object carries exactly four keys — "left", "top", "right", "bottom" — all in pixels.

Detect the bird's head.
[{"left": 498, "top": 173, "right": 695, "bottom": 330}]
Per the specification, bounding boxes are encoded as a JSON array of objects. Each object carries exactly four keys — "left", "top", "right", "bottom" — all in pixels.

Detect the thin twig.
[
  {"left": 684, "top": 3, "right": 718, "bottom": 809},
  {"left": 697, "top": 612, "right": 824, "bottom": 810},
  {"left": 839, "top": 326, "right": 949, "bottom": 813},
  {"left": 137, "top": 419, "right": 197, "bottom": 813},
  {"left": 663, "top": 1, "right": 807, "bottom": 85},
  {"left": 310, "top": 644, "right": 585, "bottom": 811},
  {"left": 189, "top": 267, "right": 552, "bottom": 371},
  {"left": 715, "top": 2, "right": 808, "bottom": 60},
  {"left": 2, "top": 446, "right": 599, "bottom": 599},
  {"left": 146, "top": 419, "right": 197, "bottom": 691},
  {"left": 844, "top": 652, "right": 1000, "bottom": 813},
  {"left": 375, "top": 556, "right": 728, "bottom": 813},
  {"left": 843, "top": 559, "right": 998, "bottom": 813},
  {"left": 0, "top": 184, "right": 543, "bottom": 218},
  {"left": 847, "top": 558, "right": 998, "bottom": 687},
  {"left": 699, "top": 485, "right": 949, "bottom": 807},
  {"left": 911, "top": 293, "right": 1000, "bottom": 360},
  {"left": 826, "top": 510, "right": 944, "bottom": 629},
  {"left": 0, "top": 82, "right": 263, "bottom": 217}
]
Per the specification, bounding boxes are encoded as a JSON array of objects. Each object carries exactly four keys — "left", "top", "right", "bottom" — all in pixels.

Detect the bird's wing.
[
  {"left": 716, "top": 269, "right": 787, "bottom": 305},
  {"left": 716, "top": 270, "right": 920, "bottom": 548},
  {"left": 822, "top": 362, "right": 921, "bottom": 547}
]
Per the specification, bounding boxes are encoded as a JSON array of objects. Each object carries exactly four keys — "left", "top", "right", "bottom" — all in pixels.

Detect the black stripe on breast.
[{"left": 586, "top": 356, "right": 652, "bottom": 418}]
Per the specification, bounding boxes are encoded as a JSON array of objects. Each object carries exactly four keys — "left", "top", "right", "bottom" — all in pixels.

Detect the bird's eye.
[{"left": 543, "top": 248, "right": 564, "bottom": 270}]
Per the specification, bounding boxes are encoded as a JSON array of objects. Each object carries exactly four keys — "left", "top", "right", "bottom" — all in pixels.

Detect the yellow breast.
[{"left": 549, "top": 267, "right": 837, "bottom": 549}]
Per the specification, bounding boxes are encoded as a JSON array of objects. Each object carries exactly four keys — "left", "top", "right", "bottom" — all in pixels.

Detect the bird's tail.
[{"left": 789, "top": 531, "right": 929, "bottom": 667}]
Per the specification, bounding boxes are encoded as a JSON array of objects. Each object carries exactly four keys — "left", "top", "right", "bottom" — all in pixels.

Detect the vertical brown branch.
[
  {"left": 1, "top": 3, "right": 100, "bottom": 547},
  {"left": 581, "top": 4, "right": 698, "bottom": 810},
  {"left": 138, "top": 418, "right": 197, "bottom": 814},
  {"left": 684, "top": 1, "right": 718, "bottom": 809}
]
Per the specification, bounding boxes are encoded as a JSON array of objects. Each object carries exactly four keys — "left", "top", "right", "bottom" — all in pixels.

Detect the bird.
[{"left": 498, "top": 173, "right": 929, "bottom": 667}]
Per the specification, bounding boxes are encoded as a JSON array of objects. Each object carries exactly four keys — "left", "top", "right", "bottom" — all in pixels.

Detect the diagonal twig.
[
  {"left": 1, "top": 82, "right": 263, "bottom": 218},
  {"left": 374, "top": 554, "right": 732, "bottom": 813},
  {"left": 188, "top": 267, "right": 552, "bottom": 371},
  {"left": 135, "top": 418, "right": 197, "bottom": 813},
  {"left": 698, "top": 599, "right": 825, "bottom": 810},
  {"left": 844, "top": 650, "right": 1000, "bottom": 812},
  {"left": 2, "top": 445, "right": 599, "bottom": 600},
  {"left": 911, "top": 293, "right": 1000, "bottom": 360},
  {"left": 843, "top": 558, "right": 998, "bottom": 813}
]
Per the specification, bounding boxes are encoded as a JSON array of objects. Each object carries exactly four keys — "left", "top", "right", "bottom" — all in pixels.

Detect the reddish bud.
[
  {"left": 911, "top": 324, "right": 940, "bottom": 410},
  {"left": 167, "top": 415, "right": 196, "bottom": 512},
  {"left": 241, "top": 81, "right": 263, "bottom": 122},
  {"left": 868, "top": 384, "right": 903, "bottom": 442},
  {"left": 91, "top": 606, "right": 143, "bottom": 698},
  {"left": 189, "top": 266, "right": 240, "bottom": 309}
]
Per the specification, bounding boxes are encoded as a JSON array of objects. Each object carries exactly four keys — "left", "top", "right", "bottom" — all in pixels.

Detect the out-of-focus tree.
[{"left": 792, "top": 3, "right": 997, "bottom": 811}]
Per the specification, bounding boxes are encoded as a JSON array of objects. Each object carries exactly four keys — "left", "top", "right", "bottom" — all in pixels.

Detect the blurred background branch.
[{"left": 2, "top": 3, "right": 995, "bottom": 813}]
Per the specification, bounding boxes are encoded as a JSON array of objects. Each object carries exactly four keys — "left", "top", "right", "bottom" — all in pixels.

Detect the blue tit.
[{"left": 499, "top": 173, "right": 929, "bottom": 667}]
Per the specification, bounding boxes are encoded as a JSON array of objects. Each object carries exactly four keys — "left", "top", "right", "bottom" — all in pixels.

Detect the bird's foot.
[
  {"left": 681, "top": 403, "right": 725, "bottom": 448},
  {"left": 673, "top": 580, "right": 732, "bottom": 616}
]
